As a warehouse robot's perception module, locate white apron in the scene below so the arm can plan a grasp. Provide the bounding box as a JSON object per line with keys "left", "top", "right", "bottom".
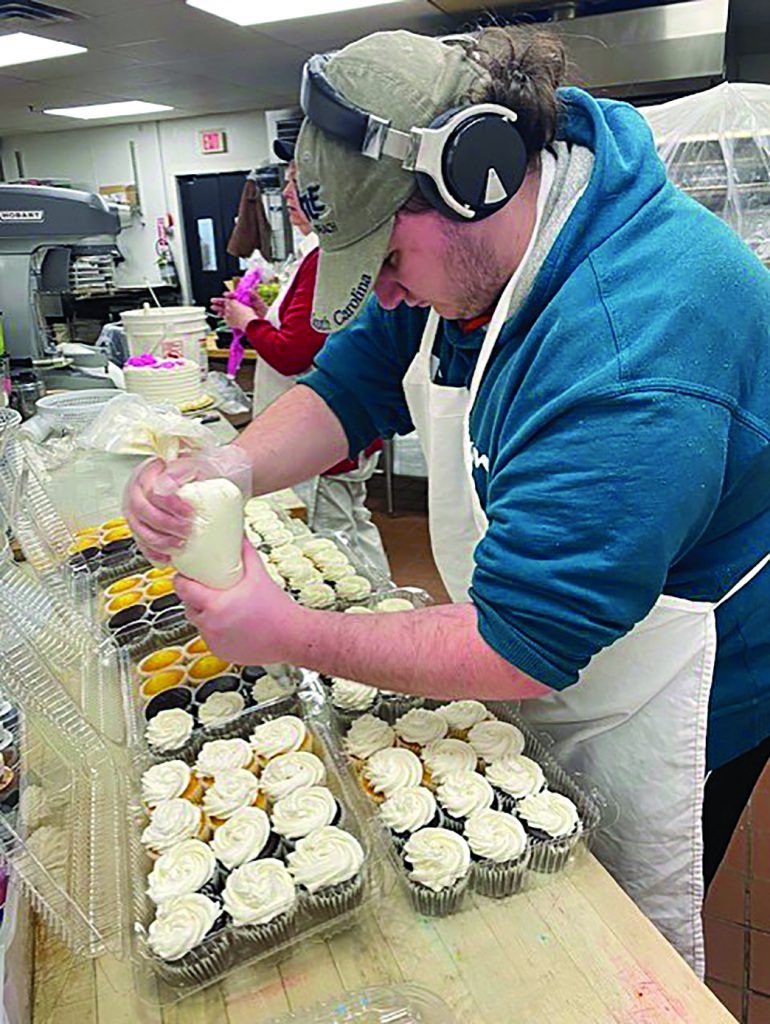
{"left": 402, "top": 231, "right": 768, "bottom": 977}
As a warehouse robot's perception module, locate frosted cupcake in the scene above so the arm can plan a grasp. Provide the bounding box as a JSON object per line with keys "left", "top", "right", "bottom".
{"left": 344, "top": 605, "right": 374, "bottom": 615}
{"left": 343, "top": 714, "right": 395, "bottom": 768}
{"left": 260, "top": 526, "right": 294, "bottom": 549}
{"left": 271, "top": 785, "right": 342, "bottom": 846}
{"left": 287, "top": 825, "right": 365, "bottom": 920}
{"left": 421, "top": 738, "right": 478, "bottom": 788}
{"left": 223, "top": 858, "right": 298, "bottom": 954}
{"left": 260, "top": 751, "right": 327, "bottom": 804}
{"left": 244, "top": 497, "right": 276, "bottom": 520}
{"left": 361, "top": 747, "right": 423, "bottom": 803}
{"left": 249, "top": 715, "right": 312, "bottom": 765}
{"left": 334, "top": 575, "right": 372, "bottom": 604}
{"left": 147, "top": 839, "right": 220, "bottom": 905}
{"left": 394, "top": 708, "right": 448, "bottom": 753}
{"left": 374, "top": 597, "right": 414, "bottom": 613}
{"left": 311, "top": 549, "right": 352, "bottom": 572}
{"left": 194, "top": 739, "right": 257, "bottom": 786}
{"left": 435, "top": 770, "right": 496, "bottom": 833}
{"left": 202, "top": 769, "right": 264, "bottom": 826}
{"left": 280, "top": 557, "right": 322, "bottom": 588}
{"left": 197, "top": 691, "right": 246, "bottom": 739}
{"left": 210, "top": 806, "right": 279, "bottom": 869}
{"left": 517, "top": 791, "right": 582, "bottom": 873}
{"left": 147, "top": 893, "right": 230, "bottom": 984}
{"left": 297, "top": 536, "right": 337, "bottom": 557}
{"left": 464, "top": 809, "right": 530, "bottom": 897}
{"left": 330, "top": 678, "right": 379, "bottom": 727}
{"left": 268, "top": 542, "right": 303, "bottom": 565}
{"left": 141, "top": 760, "right": 203, "bottom": 812}
{"left": 145, "top": 708, "right": 196, "bottom": 761}
{"left": 485, "top": 755, "right": 546, "bottom": 811}
{"left": 296, "top": 582, "right": 336, "bottom": 609}
{"left": 403, "top": 827, "right": 471, "bottom": 916}
{"left": 467, "top": 720, "right": 525, "bottom": 766}
{"left": 379, "top": 786, "right": 441, "bottom": 850}
{"left": 141, "top": 798, "right": 211, "bottom": 858}
{"left": 322, "top": 561, "right": 356, "bottom": 584}
{"left": 434, "top": 700, "right": 494, "bottom": 740}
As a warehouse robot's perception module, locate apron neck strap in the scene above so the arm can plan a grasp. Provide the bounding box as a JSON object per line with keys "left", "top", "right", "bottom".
{"left": 714, "top": 553, "right": 770, "bottom": 610}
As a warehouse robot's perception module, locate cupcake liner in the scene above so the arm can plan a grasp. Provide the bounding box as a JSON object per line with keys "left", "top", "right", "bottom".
{"left": 302, "top": 870, "right": 365, "bottom": 923}
{"left": 376, "top": 695, "right": 425, "bottom": 725}
{"left": 387, "top": 809, "right": 444, "bottom": 852}
{"left": 149, "top": 925, "right": 233, "bottom": 987}
{"left": 230, "top": 906, "right": 298, "bottom": 959}
{"left": 406, "top": 872, "right": 470, "bottom": 917}
{"left": 528, "top": 832, "right": 580, "bottom": 874}
{"left": 470, "top": 850, "right": 531, "bottom": 898}
{"left": 331, "top": 701, "right": 381, "bottom": 732}
{"left": 490, "top": 788, "right": 519, "bottom": 814}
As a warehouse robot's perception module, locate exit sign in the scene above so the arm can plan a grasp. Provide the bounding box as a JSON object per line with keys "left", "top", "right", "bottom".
{"left": 200, "top": 129, "right": 227, "bottom": 154}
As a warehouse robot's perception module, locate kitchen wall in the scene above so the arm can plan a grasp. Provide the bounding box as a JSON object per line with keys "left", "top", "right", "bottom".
{"left": 0, "top": 109, "right": 271, "bottom": 300}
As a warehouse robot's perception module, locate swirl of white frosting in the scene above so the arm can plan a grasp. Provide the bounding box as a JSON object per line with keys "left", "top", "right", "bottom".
{"left": 261, "top": 526, "right": 294, "bottom": 548}
{"left": 468, "top": 721, "right": 525, "bottom": 761}
{"left": 436, "top": 771, "right": 495, "bottom": 819}
{"left": 148, "top": 893, "right": 220, "bottom": 961}
{"left": 394, "top": 708, "right": 448, "bottom": 747}
{"left": 145, "top": 709, "right": 194, "bottom": 752}
{"left": 271, "top": 786, "right": 339, "bottom": 840}
{"left": 311, "top": 550, "right": 350, "bottom": 572}
{"left": 422, "top": 739, "right": 477, "bottom": 783}
{"left": 287, "top": 826, "right": 364, "bottom": 894}
{"left": 195, "top": 738, "right": 253, "bottom": 778}
{"left": 244, "top": 498, "right": 275, "bottom": 519}
{"left": 141, "top": 799, "right": 203, "bottom": 855}
{"left": 296, "top": 582, "right": 336, "bottom": 608}
{"left": 374, "top": 597, "right": 414, "bottom": 613}
{"left": 435, "top": 700, "right": 493, "bottom": 733}
{"left": 331, "top": 678, "right": 378, "bottom": 712}
{"left": 297, "top": 536, "right": 335, "bottom": 555}
{"left": 279, "top": 556, "right": 320, "bottom": 581}
{"left": 260, "top": 752, "right": 326, "bottom": 802}
{"left": 464, "top": 810, "right": 528, "bottom": 863}
{"left": 210, "top": 806, "right": 271, "bottom": 869}
{"left": 147, "top": 839, "right": 216, "bottom": 904}
{"left": 379, "top": 787, "right": 437, "bottom": 835}
{"left": 485, "top": 755, "right": 545, "bottom": 800}
{"left": 269, "top": 543, "right": 303, "bottom": 564}
{"left": 323, "top": 562, "right": 356, "bottom": 582}
{"left": 517, "top": 791, "right": 580, "bottom": 839}
{"left": 249, "top": 715, "right": 307, "bottom": 761}
{"left": 344, "top": 605, "right": 374, "bottom": 614}
{"left": 223, "top": 858, "right": 296, "bottom": 927}
{"left": 404, "top": 827, "right": 470, "bottom": 893}
{"left": 141, "top": 760, "right": 192, "bottom": 806}
{"left": 334, "top": 575, "right": 372, "bottom": 601}
{"left": 202, "top": 769, "right": 259, "bottom": 820}
{"left": 363, "top": 747, "right": 423, "bottom": 798}
{"left": 344, "top": 714, "right": 394, "bottom": 759}
{"left": 198, "top": 691, "right": 244, "bottom": 726}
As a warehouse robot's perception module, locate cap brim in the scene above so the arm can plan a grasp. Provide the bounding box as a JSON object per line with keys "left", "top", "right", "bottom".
{"left": 310, "top": 217, "right": 393, "bottom": 333}
{"left": 273, "top": 138, "right": 295, "bottom": 162}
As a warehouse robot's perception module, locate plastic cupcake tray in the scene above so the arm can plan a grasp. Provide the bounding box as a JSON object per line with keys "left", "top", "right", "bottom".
{"left": 267, "top": 983, "right": 459, "bottom": 1023}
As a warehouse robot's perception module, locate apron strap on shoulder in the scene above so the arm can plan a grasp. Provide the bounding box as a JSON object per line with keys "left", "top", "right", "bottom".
{"left": 714, "top": 553, "right": 770, "bottom": 610}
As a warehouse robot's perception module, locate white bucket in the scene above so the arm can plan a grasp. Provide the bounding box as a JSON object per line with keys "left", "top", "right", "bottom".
{"left": 120, "top": 305, "right": 209, "bottom": 379}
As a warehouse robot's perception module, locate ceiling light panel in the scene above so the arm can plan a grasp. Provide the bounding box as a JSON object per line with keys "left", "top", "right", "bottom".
{"left": 43, "top": 100, "right": 174, "bottom": 119}
{"left": 186, "top": 0, "right": 405, "bottom": 27}
{"left": 0, "top": 31, "right": 86, "bottom": 68}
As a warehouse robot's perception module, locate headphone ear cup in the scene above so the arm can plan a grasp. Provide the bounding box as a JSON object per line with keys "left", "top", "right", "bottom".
{"left": 414, "top": 167, "right": 464, "bottom": 221}
{"left": 444, "top": 114, "right": 528, "bottom": 220}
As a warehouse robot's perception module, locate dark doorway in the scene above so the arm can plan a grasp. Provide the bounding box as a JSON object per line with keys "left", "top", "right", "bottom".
{"left": 178, "top": 171, "right": 249, "bottom": 310}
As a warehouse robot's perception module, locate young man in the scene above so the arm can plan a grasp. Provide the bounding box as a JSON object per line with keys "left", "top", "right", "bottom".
{"left": 126, "top": 27, "right": 770, "bottom": 971}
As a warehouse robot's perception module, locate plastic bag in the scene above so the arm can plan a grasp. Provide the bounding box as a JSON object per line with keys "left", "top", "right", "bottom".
{"left": 205, "top": 370, "right": 251, "bottom": 416}
{"left": 77, "top": 393, "right": 215, "bottom": 461}
{"left": 152, "top": 444, "right": 253, "bottom": 501}
{"left": 171, "top": 478, "right": 244, "bottom": 588}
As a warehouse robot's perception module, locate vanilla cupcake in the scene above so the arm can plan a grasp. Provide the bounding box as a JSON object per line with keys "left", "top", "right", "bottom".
{"left": 195, "top": 739, "right": 257, "bottom": 785}
{"left": 223, "top": 858, "right": 298, "bottom": 953}
{"left": 271, "top": 785, "right": 342, "bottom": 846}
{"left": 147, "top": 839, "right": 220, "bottom": 904}
{"left": 268, "top": 542, "right": 303, "bottom": 565}
{"left": 141, "top": 798, "right": 211, "bottom": 858}
{"left": 210, "top": 806, "right": 279, "bottom": 869}
{"left": 202, "top": 769, "right": 263, "bottom": 826}
{"left": 330, "top": 678, "right": 379, "bottom": 726}
{"left": 374, "top": 597, "right": 414, "bottom": 613}
{"left": 279, "top": 557, "right": 321, "bottom": 587}
{"left": 298, "top": 537, "right": 337, "bottom": 557}
{"left": 465, "top": 809, "right": 530, "bottom": 897}
{"left": 296, "top": 582, "right": 336, "bottom": 609}
{"left": 249, "top": 715, "right": 312, "bottom": 764}
{"left": 311, "top": 549, "right": 351, "bottom": 572}
{"left": 435, "top": 770, "right": 496, "bottom": 832}
{"left": 145, "top": 708, "right": 196, "bottom": 761}
{"left": 485, "top": 755, "right": 546, "bottom": 811}
{"left": 260, "top": 751, "right": 326, "bottom": 804}
{"left": 141, "top": 760, "right": 203, "bottom": 811}
{"left": 421, "top": 738, "right": 478, "bottom": 788}
{"left": 322, "top": 561, "right": 357, "bottom": 584}
{"left": 517, "top": 791, "right": 582, "bottom": 873}
{"left": 467, "top": 720, "right": 525, "bottom": 766}
{"left": 261, "top": 526, "right": 294, "bottom": 549}
{"left": 343, "top": 714, "right": 395, "bottom": 766}
{"left": 147, "top": 893, "right": 229, "bottom": 984}
{"left": 362, "top": 747, "right": 423, "bottom": 803}
{"left": 435, "top": 700, "right": 494, "bottom": 739}
{"left": 403, "top": 827, "right": 471, "bottom": 916}
{"left": 394, "top": 708, "right": 448, "bottom": 753}
{"left": 334, "top": 575, "right": 372, "bottom": 603}
{"left": 379, "top": 786, "right": 441, "bottom": 849}
{"left": 287, "top": 825, "right": 365, "bottom": 920}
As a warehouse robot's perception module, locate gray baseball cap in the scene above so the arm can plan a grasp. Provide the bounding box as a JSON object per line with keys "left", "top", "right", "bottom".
{"left": 295, "top": 31, "right": 487, "bottom": 332}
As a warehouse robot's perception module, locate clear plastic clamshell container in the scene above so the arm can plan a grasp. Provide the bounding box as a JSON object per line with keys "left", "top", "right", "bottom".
{"left": 267, "top": 983, "right": 459, "bottom": 1023}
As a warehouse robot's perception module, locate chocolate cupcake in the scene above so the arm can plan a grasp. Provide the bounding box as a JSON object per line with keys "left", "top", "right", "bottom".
{"left": 107, "top": 604, "right": 147, "bottom": 632}
{"left": 149, "top": 593, "right": 183, "bottom": 616}
{"left": 379, "top": 786, "right": 441, "bottom": 850}
{"left": 375, "top": 689, "right": 425, "bottom": 724}
{"left": 211, "top": 806, "right": 280, "bottom": 869}
{"left": 329, "top": 678, "right": 380, "bottom": 729}
{"left": 144, "top": 705, "right": 197, "bottom": 763}
{"left": 271, "top": 785, "right": 343, "bottom": 848}
{"left": 260, "top": 752, "right": 326, "bottom": 805}
{"left": 485, "top": 755, "right": 546, "bottom": 812}
{"left": 286, "top": 825, "right": 365, "bottom": 921}
{"left": 403, "top": 827, "right": 471, "bottom": 916}
{"left": 147, "top": 893, "right": 231, "bottom": 985}
{"left": 435, "top": 770, "right": 496, "bottom": 833}
{"left": 196, "top": 689, "right": 248, "bottom": 741}
{"left": 464, "top": 809, "right": 530, "bottom": 897}
{"left": 517, "top": 791, "right": 582, "bottom": 873}
{"left": 147, "top": 839, "right": 221, "bottom": 905}
{"left": 223, "top": 858, "right": 298, "bottom": 955}
{"left": 467, "top": 720, "right": 526, "bottom": 767}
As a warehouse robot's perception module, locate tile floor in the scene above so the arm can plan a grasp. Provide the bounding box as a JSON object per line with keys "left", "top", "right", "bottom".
{"left": 367, "top": 472, "right": 770, "bottom": 1024}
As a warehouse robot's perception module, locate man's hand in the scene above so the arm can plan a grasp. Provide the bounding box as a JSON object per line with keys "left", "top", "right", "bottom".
{"left": 174, "top": 541, "right": 303, "bottom": 665}
{"left": 123, "top": 458, "right": 193, "bottom": 563}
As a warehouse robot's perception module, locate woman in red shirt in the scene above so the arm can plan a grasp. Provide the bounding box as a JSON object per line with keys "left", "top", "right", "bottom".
{"left": 212, "top": 148, "right": 389, "bottom": 576}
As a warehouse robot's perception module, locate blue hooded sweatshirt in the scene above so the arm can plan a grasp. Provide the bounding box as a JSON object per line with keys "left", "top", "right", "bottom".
{"left": 301, "top": 88, "right": 770, "bottom": 772}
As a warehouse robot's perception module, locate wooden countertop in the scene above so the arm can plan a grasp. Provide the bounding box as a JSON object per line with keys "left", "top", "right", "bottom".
{"left": 31, "top": 855, "right": 735, "bottom": 1023}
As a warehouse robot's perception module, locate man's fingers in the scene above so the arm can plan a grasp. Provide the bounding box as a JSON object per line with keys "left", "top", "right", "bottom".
{"left": 174, "top": 573, "right": 213, "bottom": 611}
